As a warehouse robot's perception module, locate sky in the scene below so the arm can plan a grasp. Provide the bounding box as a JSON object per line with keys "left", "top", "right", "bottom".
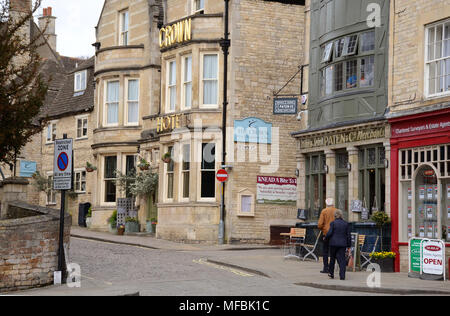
{"left": 34, "top": 0, "right": 105, "bottom": 58}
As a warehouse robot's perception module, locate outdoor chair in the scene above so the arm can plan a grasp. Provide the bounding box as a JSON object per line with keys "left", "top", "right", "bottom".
{"left": 281, "top": 228, "right": 306, "bottom": 260}
{"left": 301, "top": 231, "right": 322, "bottom": 262}
{"left": 360, "top": 235, "right": 380, "bottom": 269}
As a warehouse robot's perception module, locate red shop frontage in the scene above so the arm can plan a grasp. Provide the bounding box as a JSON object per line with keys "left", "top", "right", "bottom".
{"left": 389, "top": 107, "right": 450, "bottom": 272}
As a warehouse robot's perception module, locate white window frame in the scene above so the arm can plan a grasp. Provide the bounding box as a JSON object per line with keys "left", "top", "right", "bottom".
{"left": 182, "top": 55, "right": 192, "bottom": 110}
{"left": 342, "top": 34, "right": 359, "bottom": 57}
{"left": 74, "top": 70, "right": 87, "bottom": 92}
{"left": 179, "top": 142, "right": 191, "bottom": 202}
{"left": 237, "top": 189, "right": 255, "bottom": 217}
{"left": 125, "top": 78, "right": 140, "bottom": 126}
{"left": 322, "top": 42, "right": 333, "bottom": 63}
{"left": 76, "top": 115, "right": 88, "bottom": 140}
{"left": 74, "top": 169, "right": 87, "bottom": 193}
{"left": 166, "top": 59, "right": 177, "bottom": 113}
{"left": 104, "top": 80, "right": 120, "bottom": 127}
{"left": 425, "top": 19, "right": 450, "bottom": 99}
{"left": 193, "top": 0, "right": 205, "bottom": 13}
{"left": 119, "top": 9, "right": 129, "bottom": 46}
{"left": 200, "top": 52, "right": 219, "bottom": 108}
{"left": 197, "top": 141, "right": 217, "bottom": 201}
{"left": 46, "top": 172, "right": 56, "bottom": 205}
{"left": 46, "top": 120, "right": 57, "bottom": 144}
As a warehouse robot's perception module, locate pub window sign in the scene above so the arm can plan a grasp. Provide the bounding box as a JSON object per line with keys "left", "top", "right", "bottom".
{"left": 273, "top": 98, "right": 298, "bottom": 115}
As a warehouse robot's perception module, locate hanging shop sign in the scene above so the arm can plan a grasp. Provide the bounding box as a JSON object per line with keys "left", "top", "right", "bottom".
{"left": 299, "top": 126, "right": 385, "bottom": 149}
{"left": 159, "top": 18, "right": 192, "bottom": 49}
{"left": 256, "top": 176, "right": 297, "bottom": 205}
{"left": 273, "top": 98, "right": 298, "bottom": 115}
{"left": 234, "top": 117, "right": 272, "bottom": 144}
{"left": 156, "top": 114, "right": 188, "bottom": 134}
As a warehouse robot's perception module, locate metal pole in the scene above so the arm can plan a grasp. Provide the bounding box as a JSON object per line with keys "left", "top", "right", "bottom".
{"left": 219, "top": 0, "right": 230, "bottom": 245}
{"left": 57, "top": 134, "right": 67, "bottom": 282}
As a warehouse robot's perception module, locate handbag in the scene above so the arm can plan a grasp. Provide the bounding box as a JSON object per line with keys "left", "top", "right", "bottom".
{"left": 346, "top": 248, "right": 354, "bottom": 268}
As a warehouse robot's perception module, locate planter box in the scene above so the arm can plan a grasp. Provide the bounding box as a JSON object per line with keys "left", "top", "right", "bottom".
{"left": 125, "top": 222, "right": 140, "bottom": 233}
{"left": 108, "top": 223, "right": 117, "bottom": 234}
{"left": 371, "top": 257, "right": 394, "bottom": 273}
{"left": 85, "top": 217, "right": 92, "bottom": 229}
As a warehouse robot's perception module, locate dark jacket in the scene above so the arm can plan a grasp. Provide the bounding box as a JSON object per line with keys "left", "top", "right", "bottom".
{"left": 325, "top": 218, "right": 351, "bottom": 248}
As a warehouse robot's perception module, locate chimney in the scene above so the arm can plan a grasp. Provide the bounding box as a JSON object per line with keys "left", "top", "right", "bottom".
{"left": 38, "top": 7, "right": 57, "bottom": 52}
{"left": 9, "top": 0, "right": 32, "bottom": 44}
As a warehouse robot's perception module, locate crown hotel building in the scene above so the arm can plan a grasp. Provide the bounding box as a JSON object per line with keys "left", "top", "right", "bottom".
{"left": 138, "top": 0, "right": 307, "bottom": 243}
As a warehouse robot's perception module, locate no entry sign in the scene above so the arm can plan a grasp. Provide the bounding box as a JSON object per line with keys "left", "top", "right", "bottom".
{"left": 53, "top": 138, "right": 73, "bottom": 190}
{"left": 216, "top": 169, "right": 228, "bottom": 183}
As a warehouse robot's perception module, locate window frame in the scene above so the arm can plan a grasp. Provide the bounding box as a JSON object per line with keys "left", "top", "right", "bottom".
{"left": 237, "top": 189, "right": 255, "bottom": 217}
{"left": 46, "top": 121, "right": 57, "bottom": 144}
{"left": 119, "top": 9, "right": 129, "bottom": 46}
{"left": 200, "top": 52, "right": 219, "bottom": 108}
{"left": 424, "top": 19, "right": 450, "bottom": 99}
{"left": 182, "top": 55, "right": 193, "bottom": 110}
{"left": 104, "top": 80, "right": 120, "bottom": 127}
{"left": 74, "top": 70, "right": 87, "bottom": 92}
{"left": 76, "top": 115, "right": 88, "bottom": 140}
{"left": 198, "top": 141, "right": 217, "bottom": 201}
{"left": 179, "top": 143, "right": 191, "bottom": 202}
{"left": 125, "top": 78, "right": 140, "bottom": 126}
{"left": 193, "top": 0, "right": 205, "bottom": 13}
{"left": 103, "top": 155, "right": 118, "bottom": 205}
{"left": 166, "top": 59, "right": 177, "bottom": 113}
{"left": 164, "top": 145, "right": 175, "bottom": 202}
{"left": 74, "top": 169, "right": 87, "bottom": 194}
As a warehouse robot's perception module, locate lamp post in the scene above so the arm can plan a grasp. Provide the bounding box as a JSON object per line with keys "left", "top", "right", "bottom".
{"left": 219, "top": 0, "right": 230, "bottom": 245}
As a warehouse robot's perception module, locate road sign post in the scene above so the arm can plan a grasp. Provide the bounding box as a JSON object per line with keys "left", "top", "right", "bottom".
{"left": 54, "top": 135, "right": 73, "bottom": 283}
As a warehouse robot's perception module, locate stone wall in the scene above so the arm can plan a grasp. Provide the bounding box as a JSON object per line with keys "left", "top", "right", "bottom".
{"left": 0, "top": 201, "right": 71, "bottom": 293}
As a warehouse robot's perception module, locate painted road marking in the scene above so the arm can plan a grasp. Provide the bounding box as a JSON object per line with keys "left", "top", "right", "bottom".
{"left": 193, "top": 258, "right": 254, "bottom": 277}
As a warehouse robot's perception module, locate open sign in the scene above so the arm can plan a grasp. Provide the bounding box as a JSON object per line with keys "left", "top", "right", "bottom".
{"left": 422, "top": 240, "right": 445, "bottom": 276}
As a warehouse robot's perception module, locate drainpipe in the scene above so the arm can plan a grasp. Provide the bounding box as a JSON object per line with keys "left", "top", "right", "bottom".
{"left": 218, "top": 0, "right": 230, "bottom": 245}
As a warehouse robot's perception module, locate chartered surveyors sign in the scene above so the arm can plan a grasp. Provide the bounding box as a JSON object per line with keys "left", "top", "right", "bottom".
{"left": 53, "top": 138, "right": 73, "bottom": 190}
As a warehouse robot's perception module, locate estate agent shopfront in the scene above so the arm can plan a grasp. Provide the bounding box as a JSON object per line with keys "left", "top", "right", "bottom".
{"left": 389, "top": 107, "right": 450, "bottom": 272}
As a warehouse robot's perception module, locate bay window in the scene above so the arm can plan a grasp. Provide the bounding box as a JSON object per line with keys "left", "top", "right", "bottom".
{"left": 202, "top": 54, "right": 218, "bottom": 106}
{"left": 127, "top": 79, "right": 139, "bottom": 125}
{"left": 104, "top": 156, "right": 117, "bottom": 203}
{"left": 201, "top": 143, "right": 216, "bottom": 199}
{"left": 106, "top": 81, "right": 119, "bottom": 125}
{"left": 167, "top": 60, "right": 177, "bottom": 112}
{"left": 183, "top": 56, "right": 192, "bottom": 110}
{"left": 181, "top": 144, "right": 190, "bottom": 200}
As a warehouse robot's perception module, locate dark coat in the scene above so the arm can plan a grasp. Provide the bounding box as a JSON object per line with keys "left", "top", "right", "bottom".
{"left": 325, "top": 218, "right": 351, "bottom": 248}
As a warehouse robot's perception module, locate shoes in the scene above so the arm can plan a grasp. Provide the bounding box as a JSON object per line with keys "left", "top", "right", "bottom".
{"left": 320, "top": 270, "right": 329, "bottom": 274}
{"left": 340, "top": 278, "right": 345, "bottom": 280}
{"left": 328, "top": 274, "right": 334, "bottom": 279}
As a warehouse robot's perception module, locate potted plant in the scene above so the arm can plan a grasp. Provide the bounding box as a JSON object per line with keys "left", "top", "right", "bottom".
{"left": 369, "top": 251, "right": 396, "bottom": 272}
{"left": 107, "top": 210, "right": 117, "bottom": 234}
{"left": 137, "top": 158, "right": 150, "bottom": 171}
{"left": 117, "top": 224, "right": 125, "bottom": 236}
{"left": 86, "top": 162, "right": 97, "bottom": 173}
{"left": 125, "top": 216, "right": 140, "bottom": 233}
{"left": 161, "top": 152, "right": 172, "bottom": 163}
{"left": 371, "top": 211, "right": 391, "bottom": 251}
{"left": 146, "top": 218, "right": 157, "bottom": 233}
{"left": 85, "top": 207, "right": 92, "bottom": 228}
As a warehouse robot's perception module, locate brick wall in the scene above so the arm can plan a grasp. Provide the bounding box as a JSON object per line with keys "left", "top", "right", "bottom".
{"left": 0, "top": 202, "right": 71, "bottom": 293}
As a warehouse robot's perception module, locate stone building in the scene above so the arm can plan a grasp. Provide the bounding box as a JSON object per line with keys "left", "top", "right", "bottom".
{"left": 386, "top": 0, "right": 450, "bottom": 272}
{"left": 138, "top": 0, "right": 307, "bottom": 243}
{"left": 88, "top": 0, "right": 163, "bottom": 230}
{"left": 292, "top": 0, "right": 391, "bottom": 226}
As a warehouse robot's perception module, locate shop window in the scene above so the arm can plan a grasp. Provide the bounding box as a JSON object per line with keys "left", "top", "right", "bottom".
{"left": 201, "top": 143, "right": 215, "bottom": 199}
{"left": 104, "top": 156, "right": 117, "bottom": 203}
{"left": 399, "top": 144, "right": 450, "bottom": 242}
{"left": 305, "top": 153, "right": 326, "bottom": 220}
{"left": 105, "top": 81, "right": 119, "bottom": 125}
{"left": 426, "top": 19, "right": 450, "bottom": 97}
{"left": 127, "top": 79, "right": 139, "bottom": 125}
{"left": 359, "top": 146, "right": 386, "bottom": 216}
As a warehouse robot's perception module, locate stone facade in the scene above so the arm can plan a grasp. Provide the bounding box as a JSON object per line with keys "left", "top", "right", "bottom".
{"left": 139, "top": 0, "right": 306, "bottom": 243}
{"left": 0, "top": 180, "right": 71, "bottom": 293}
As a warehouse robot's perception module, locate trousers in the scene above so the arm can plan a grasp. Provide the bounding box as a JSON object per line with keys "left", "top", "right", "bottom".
{"left": 329, "top": 246, "right": 347, "bottom": 280}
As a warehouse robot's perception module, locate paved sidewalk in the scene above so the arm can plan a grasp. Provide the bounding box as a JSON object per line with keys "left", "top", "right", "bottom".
{"left": 70, "top": 227, "right": 450, "bottom": 295}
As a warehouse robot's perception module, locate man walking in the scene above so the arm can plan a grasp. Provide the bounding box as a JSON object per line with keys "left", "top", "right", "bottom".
{"left": 325, "top": 209, "right": 351, "bottom": 280}
{"left": 317, "top": 198, "right": 336, "bottom": 274}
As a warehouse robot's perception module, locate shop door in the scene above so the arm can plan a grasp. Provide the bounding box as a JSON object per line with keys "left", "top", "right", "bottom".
{"left": 147, "top": 191, "right": 158, "bottom": 222}
{"left": 336, "top": 176, "right": 349, "bottom": 220}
